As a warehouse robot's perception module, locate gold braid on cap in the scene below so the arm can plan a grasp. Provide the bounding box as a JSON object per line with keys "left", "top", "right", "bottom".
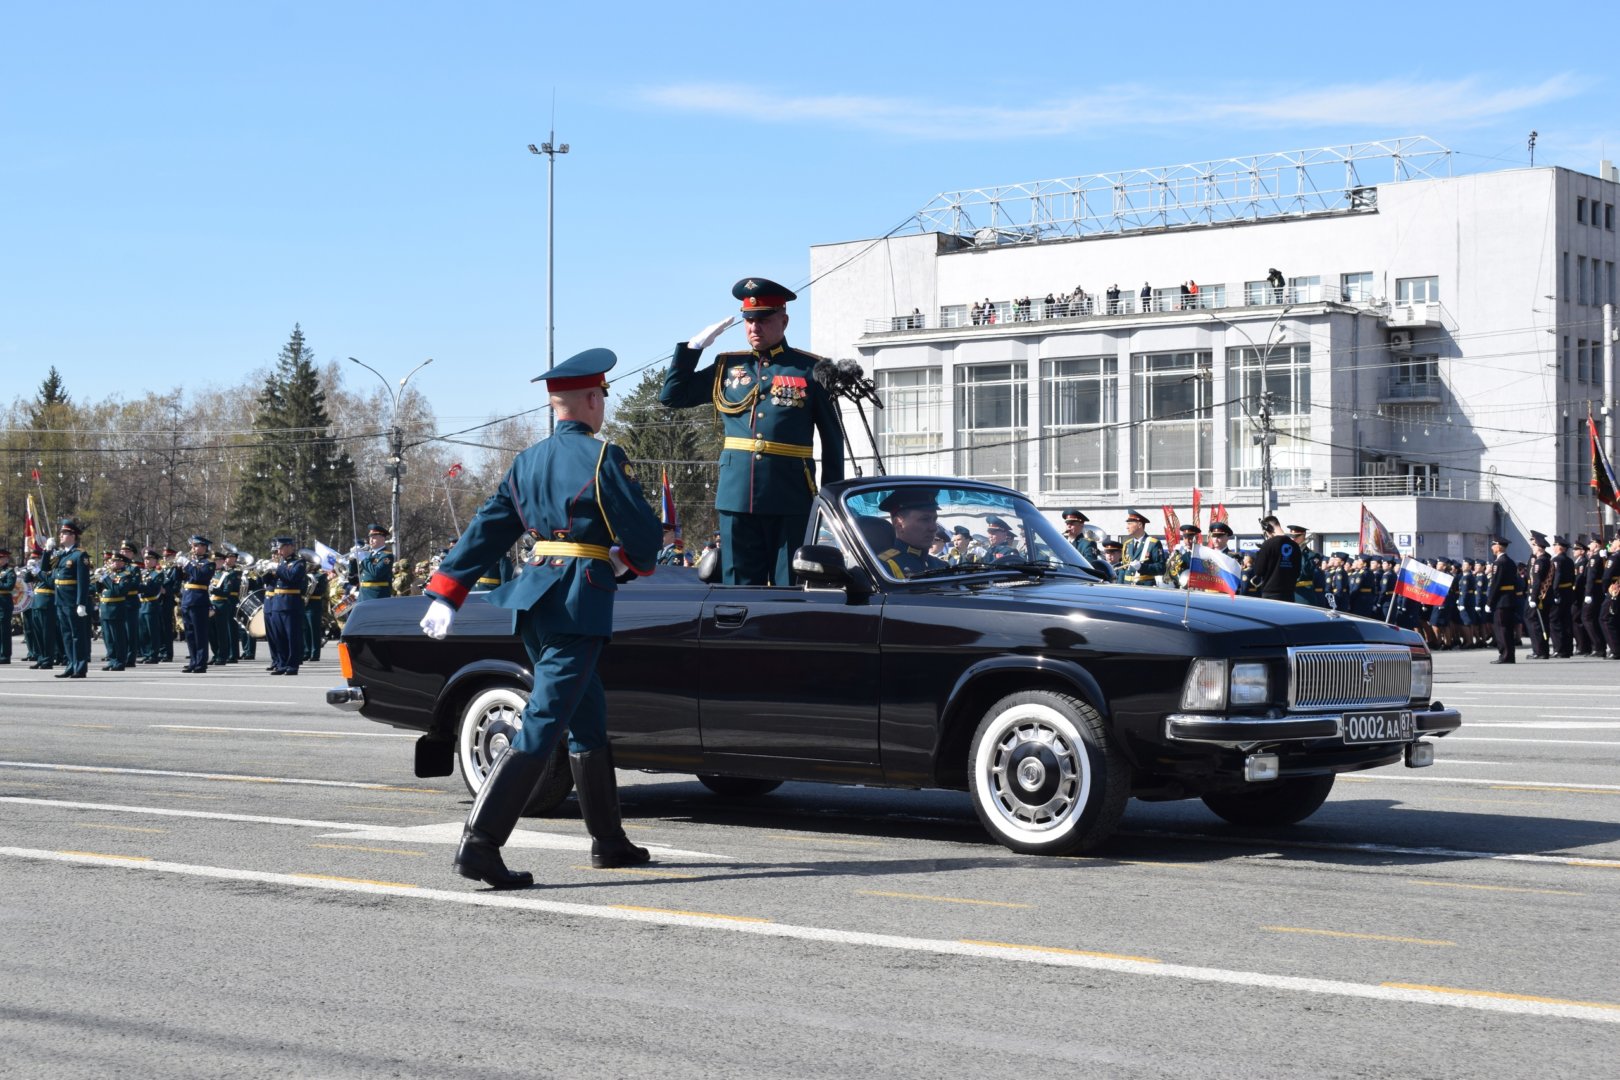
{"left": 711, "top": 355, "right": 761, "bottom": 416}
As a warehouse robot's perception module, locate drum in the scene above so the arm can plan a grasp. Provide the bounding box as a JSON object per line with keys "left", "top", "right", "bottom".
{"left": 12, "top": 578, "right": 31, "bottom": 613}
{"left": 332, "top": 590, "right": 357, "bottom": 628}
{"left": 237, "top": 589, "right": 268, "bottom": 640}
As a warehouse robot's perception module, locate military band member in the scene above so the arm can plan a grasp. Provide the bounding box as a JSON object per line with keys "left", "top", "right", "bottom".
{"left": 355, "top": 524, "right": 395, "bottom": 602}
{"left": 1119, "top": 509, "right": 1165, "bottom": 586}
{"left": 1061, "top": 509, "right": 1102, "bottom": 567}
{"left": 157, "top": 547, "right": 180, "bottom": 661}
{"left": 264, "top": 537, "right": 309, "bottom": 675}
{"left": 659, "top": 278, "right": 845, "bottom": 585}
{"left": 0, "top": 548, "right": 14, "bottom": 664}
{"left": 136, "top": 550, "right": 165, "bottom": 663}
{"left": 209, "top": 550, "right": 241, "bottom": 665}
{"left": 175, "top": 536, "right": 214, "bottom": 672}
{"left": 1100, "top": 539, "right": 1123, "bottom": 581}
{"left": 303, "top": 561, "right": 328, "bottom": 662}
{"left": 982, "top": 515, "right": 1023, "bottom": 563}
{"left": 97, "top": 551, "right": 136, "bottom": 671}
{"left": 1164, "top": 523, "right": 1201, "bottom": 587}
{"left": 52, "top": 519, "right": 92, "bottom": 678}
{"left": 1487, "top": 536, "right": 1521, "bottom": 663}
{"left": 419, "top": 348, "right": 662, "bottom": 889}
{"left": 113, "top": 538, "right": 140, "bottom": 668}
{"left": 874, "top": 488, "right": 948, "bottom": 578}
{"left": 28, "top": 545, "right": 61, "bottom": 669}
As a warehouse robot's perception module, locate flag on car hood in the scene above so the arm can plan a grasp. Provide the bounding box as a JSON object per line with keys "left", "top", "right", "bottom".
{"left": 1394, "top": 558, "right": 1452, "bottom": 607}
{"left": 1187, "top": 542, "right": 1243, "bottom": 596}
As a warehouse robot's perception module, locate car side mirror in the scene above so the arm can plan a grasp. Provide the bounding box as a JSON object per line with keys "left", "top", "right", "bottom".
{"left": 696, "top": 546, "right": 721, "bottom": 583}
{"left": 792, "top": 544, "right": 849, "bottom": 586}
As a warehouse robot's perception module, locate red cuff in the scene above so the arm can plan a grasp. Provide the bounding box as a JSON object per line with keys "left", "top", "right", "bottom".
{"left": 425, "top": 571, "right": 469, "bottom": 609}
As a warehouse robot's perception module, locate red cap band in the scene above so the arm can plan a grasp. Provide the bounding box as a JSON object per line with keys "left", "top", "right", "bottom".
{"left": 740, "top": 295, "right": 789, "bottom": 312}
{"left": 546, "top": 374, "right": 608, "bottom": 392}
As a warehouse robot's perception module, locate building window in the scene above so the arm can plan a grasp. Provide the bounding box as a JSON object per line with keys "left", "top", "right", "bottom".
{"left": 876, "top": 368, "right": 946, "bottom": 473}
{"left": 1578, "top": 340, "right": 1589, "bottom": 383}
{"left": 1563, "top": 252, "right": 1570, "bottom": 302}
{"left": 1395, "top": 276, "right": 1440, "bottom": 304}
{"left": 1391, "top": 353, "right": 1440, "bottom": 392}
{"left": 1577, "top": 197, "right": 1587, "bottom": 224}
{"left": 1607, "top": 204, "right": 1615, "bottom": 231}
{"left": 1579, "top": 256, "right": 1589, "bottom": 306}
{"left": 1562, "top": 335, "right": 1570, "bottom": 380}
{"left": 1131, "top": 350, "right": 1212, "bottom": 490}
{"left": 1041, "top": 356, "right": 1118, "bottom": 492}
{"left": 1610, "top": 261, "right": 1617, "bottom": 305}
{"left": 1227, "top": 344, "right": 1311, "bottom": 489}
{"left": 954, "top": 362, "right": 1027, "bottom": 487}
{"left": 1341, "top": 271, "right": 1375, "bottom": 302}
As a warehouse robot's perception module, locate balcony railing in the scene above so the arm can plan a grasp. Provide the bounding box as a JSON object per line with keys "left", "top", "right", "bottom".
{"left": 1324, "top": 476, "right": 1487, "bottom": 500}
{"left": 1379, "top": 378, "right": 1444, "bottom": 403}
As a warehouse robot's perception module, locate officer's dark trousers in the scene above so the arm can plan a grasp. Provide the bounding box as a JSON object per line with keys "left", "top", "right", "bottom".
{"left": 57, "top": 601, "right": 89, "bottom": 676}
{"left": 23, "top": 606, "right": 40, "bottom": 660}
{"left": 181, "top": 601, "right": 210, "bottom": 670}
{"left": 209, "top": 604, "right": 234, "bottom": 663}
{"left": 100, "top": 604, "right": 126, "bottom": 668}
{"left": 303, "top": 605, "right": 324, "bottom": 661}
{"left": 1581, "top": 602, "right": 1604, "bottom": 656}
{"left": 719, "top": 509, "right": 810, "bottom": 586}
{"left": 33, "top": 605, "right": 61, "bottom": 664}
{"left": 0, "top": 601, "right": 12, "bottom": 662}
{"left": 1550, "top": 598, "right": 1575, "bottom": 658}
{"left": 1527, "top": 604, "right": 1551, "bottom": 657}
{"left": 1493, "top": 605, "right": 1518, "bottom": 663}
{"left": 139, "top": 602, "right": 161, "bottom": 661}
{"left": 1603, "top": 600, "right": 1620, "bottom": 659}
{"left": 266, "top": 607, "right": 302, "bottom": 673}
{"left": 121, "top": 604, "right": 138, "bottom": 667}
{"left": 513, "top": 623, "right": 608, "bottom": 757}
{"left": 160, "top": 603, "right": 176, "bottom": 660}
{"left": 237, "top": 619, "right": 255, "bottom": 660}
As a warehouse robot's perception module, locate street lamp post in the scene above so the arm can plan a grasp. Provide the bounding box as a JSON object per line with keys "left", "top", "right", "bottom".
{"left": 1209, "top": 306, "right": 1294, "bottom": 515}
{"left": 528, "top": 133, "right": 569, "bottom": 436}
{"left": 348, "top": 356, "right": 433, "bottom": 563}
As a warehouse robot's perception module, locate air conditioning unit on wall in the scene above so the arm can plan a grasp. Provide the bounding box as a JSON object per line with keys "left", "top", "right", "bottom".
{"left": 1390, "top": 331, "right": 1413, "bottom": 352}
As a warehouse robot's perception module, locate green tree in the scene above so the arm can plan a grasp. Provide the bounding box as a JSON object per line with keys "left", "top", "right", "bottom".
{"left": 600, "top": 369, "right": 723, "bottom": 546}
{"left": 228, "top": 325, "right": 356, "bottom": 550}
{"left": 26, "top": 366, "right": 80, "bottom": 533}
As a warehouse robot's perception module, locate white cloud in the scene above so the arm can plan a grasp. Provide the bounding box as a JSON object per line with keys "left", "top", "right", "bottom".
{"left": 640, "top": 75, "right": 1583, "bottom": 141}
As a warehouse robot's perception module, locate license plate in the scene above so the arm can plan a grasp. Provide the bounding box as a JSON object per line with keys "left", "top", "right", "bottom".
{"left": 1342, "top": 710, "right": 1414, "bottom": 744}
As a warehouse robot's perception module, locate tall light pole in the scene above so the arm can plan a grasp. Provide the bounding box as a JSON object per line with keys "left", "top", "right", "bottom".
{"left": 1209, "top": 306, "right": 1294, "bottom": 515}
{"left": 529, "top": 133, "right": 569, "bottom": 435}
{"left": 348, "top": 356, "right": 433, "bottom": 563}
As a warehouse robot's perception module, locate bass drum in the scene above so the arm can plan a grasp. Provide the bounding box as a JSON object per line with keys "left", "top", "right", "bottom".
{"left": 237, "top": 589, "right": 269, "bottom": 641}
{"left": 12, "top": 578, "right": 31, "bottom": 613}
{"left": 332, "top": 590, "right": 357, "bottom": 630}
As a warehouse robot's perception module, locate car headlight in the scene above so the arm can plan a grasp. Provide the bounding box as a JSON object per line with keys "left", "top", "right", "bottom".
{"left": 1181, "top": 659, "right": 1227, "bottom": 711}
{"left": 1410, "top": 650, "right": 1433, "bottom": 701}
{"left": 1229, "top": 662, "right": 1269, "bottom": 706}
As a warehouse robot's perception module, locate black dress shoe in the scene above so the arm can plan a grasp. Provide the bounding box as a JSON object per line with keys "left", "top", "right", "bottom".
{"left": 454, "top": 827, "right": 533, "bottom": 889}
{"left": 1489, "top": 659, "right": 1514, "bottom": 664}
{"left": 54, "top": 671, "right": 73, "bottom": 678}
{"left": 70, "top": 672, "right": 86, "bottom": 679}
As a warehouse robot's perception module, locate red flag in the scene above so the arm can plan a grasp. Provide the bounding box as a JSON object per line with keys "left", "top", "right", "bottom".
{"left": 25, "top": 494, "right": 38, "bottom": 553}
{"left": 1190, "top": 489, "right": 1202, "bottom": 532}
{"left": 445, "top": 462, "right": 463, "bottom": 479}
{"left": 1161, "top": 505, "right": 1180, "bottom": 550}
{"left": 1591, "top": 415, "right": 1620, "bottom": 514}
{"left": 660, "top": 468, "right": 680, "bottom": 532}
{"left": 30, "top": 468, "right": 40, "bottom": 483}
{"left": 1359, "top": 503, "right": 1399, "bottom": 556}
{"left": 1210, "top": 503, "right": 1228, "bottom": 526}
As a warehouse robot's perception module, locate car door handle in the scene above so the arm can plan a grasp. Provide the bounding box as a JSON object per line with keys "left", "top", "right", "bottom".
{"left": 713, "top": 604, "right": 748, "bottom": 628}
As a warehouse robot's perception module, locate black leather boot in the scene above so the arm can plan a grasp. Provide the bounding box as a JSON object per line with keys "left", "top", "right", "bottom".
{"left": 570, "top": 746, "right": 649, "bottom": 869}
{"left": 453, "top": 747, "right": 552, "bottom": 889}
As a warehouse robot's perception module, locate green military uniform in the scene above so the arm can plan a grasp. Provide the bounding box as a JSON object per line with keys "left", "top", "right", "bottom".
{"left": 658, "top": 278, "right": 844, "bottom": 585}
{"left": 97, "top": 555, "right": 136, "bottom": 670}
{"left": 29, "top": 550, "right": 61, "bottom": 668}
{"left": 0, "top": 550, "right": 14, "bottom": 664}
{"left": 1119, "top": 510, "right": 1166, "bottom": 586}
{"left": 52, "top": 520, "right": 93, "bottom": 678}
{"left": 136, "top": 552, "right": 165, "bottom": 663}
{"left": 303, "top": 567, "right": 328, "bottom": 661}
{"left": 209, "top": 556, "right": 241, "bottom": 665}
{"left": 356, "top": 525, "right": 395, "bottom": 602}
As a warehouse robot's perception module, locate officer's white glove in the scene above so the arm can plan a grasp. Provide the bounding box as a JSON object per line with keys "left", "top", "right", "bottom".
{"left": 1585, "top": 596, "right": 1594, "bottom": 605}
{"left": 608, "top": 546, "right": 630, "bottom": 577}
{"left": 687, "top": 316, "right": 737, "bottom": 350}
{"left": 420, "top": 600, "right": 455, "bottom": 640}
{"left": 76, "top": 605, "right": 87, "bottom": 618}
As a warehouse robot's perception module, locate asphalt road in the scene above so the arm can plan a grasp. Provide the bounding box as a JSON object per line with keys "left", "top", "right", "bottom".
{"left": 3, "top": 644, "right": 1617, "bottom": 1078}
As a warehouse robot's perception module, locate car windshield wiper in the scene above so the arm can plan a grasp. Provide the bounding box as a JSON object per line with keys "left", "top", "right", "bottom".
{"left": 907, "top": 562, "right": 1020, "bottom": 580}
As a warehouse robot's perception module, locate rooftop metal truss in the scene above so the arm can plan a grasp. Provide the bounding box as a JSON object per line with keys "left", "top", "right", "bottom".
{"left": 914, "top": 137, "right": 1453, "bottom": 246}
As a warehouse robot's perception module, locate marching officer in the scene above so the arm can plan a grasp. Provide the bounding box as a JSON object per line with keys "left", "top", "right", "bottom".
{"left": 1548, "top": 536, "right": 1577, "bottom": 658}
{"left": 303, "top": 559, "right": 329, "bottom": 662}
{"left": 659, "top": 278, "right": 845, "bottom": 585}
{"left": 1119, "top": 509, "right": 1166, "bottom": 586}
{"left": 0, "top": 548, "right": 13, "bottom": 664}
{"left": 264, "top": 537, "right": 309, "bottom": 675}
{"left": 177, "top": 536, "right": 215, "bottom": 672}
{"left": 355, "top": 524, "right": 395, "bottom": 602}
{"left": 1487, "top": 535, "right": 1522, "bottom": 663}
{"left": 157, "top": 547, "right": 180, "bottom": 662}
{"left": 97, "top": 550, "right": 136, "bottom": 671}
{"left": 136, "top": 549, "right": 165, "bottom": 663}
{"left": 209, "top": 549, "right": 241, "bottom": 666}
{"left": 1062, "top": 509, "right": 1102, "bottom": 567}
{"left": 420, "top": 348, "right": 662, "bottom": 889}
{"left": 52, "top": 519, "right": 92, "bottom": 678}
{"left": 1526, "top": 532, "right": 1553, "bottom": 658}
{"left": 874, "top": 488, "right": 947, "bottom": 578}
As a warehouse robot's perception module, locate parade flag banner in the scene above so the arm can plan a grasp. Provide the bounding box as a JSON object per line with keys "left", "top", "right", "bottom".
{"left": 1190, "top": 488, "right": 1202, "bottom": 532}
{"left": 445, "top": 462, "right": 463, "bottom": 479}
{"left": 1161, "top": 505, "right": 1180, "bottom": 551}
{"left": 1590, "top": 415, "right": 1620, "bottom": 513}
{"left": 1187, "top": 543, "right": 1243, "bottom": 596}
{"left": 25, "top": 494, "right": 38, "bottom": 553}
{"left": 660, "top": 469, "right": 680, "bottom": 529}
{"left": 313, "top": 540, "right": 341, "bottom": 573}
{"left": 1394, "top": 558, "right": 1452, "bottom": 607}
{"left": 1210, "top": 503, "right": 1229, "bottom": 527}
{"left": 1359, "top": 503, "right": 1400, "bottom": 556}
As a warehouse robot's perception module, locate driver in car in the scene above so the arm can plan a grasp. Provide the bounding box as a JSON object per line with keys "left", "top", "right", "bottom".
{"left": 874, "top": 489, "right": 948, "bottom": 578}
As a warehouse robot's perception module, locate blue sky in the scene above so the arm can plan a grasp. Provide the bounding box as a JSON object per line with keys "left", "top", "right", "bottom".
{"left": 3, "top": 1, "right": 1611, "bottom": 435}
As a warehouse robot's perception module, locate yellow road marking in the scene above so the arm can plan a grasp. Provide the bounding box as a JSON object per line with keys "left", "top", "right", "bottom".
{"left": 623, "top": 823, "right": 654, "bottom": 831}
{"left": 1565, "top": 859, "right": 1620, "bottom": 870}
{"left": 1383, "top": 982, "right": 1620, "bottom": 1012}
{"left": 859, "top": 890, "right": 1032, "bottom": 909}
{"left": 571, "top": 865, "right": 700, "bottom": 879}
{"left": 962, "top": 939, "right": 1159, "bottom": 963}
{"left": 66, "top": 724, "right": 117, "bottom": 731}
{"left": 1415, "top": 796, "right": 1552, "bottom": 807}
{"left": 58, "top": 850, "right": 151, "bottom": 862}
{"left": 80, "top": 823, "right": 167, "bottom": 835}
{"left": 1263, "top": 925, "right": 1455, "bottom": 946}
{"left": 1490, "top": 784, "right": 1620, "bottom": 797}
{"left": 292, "top": 872, "right": 417, "bottom": 888}
{"left": 1412, "top": 880, "right": 1584, "bottom": 896}
{"left": 612, "top": 904, "right": 770, "bottom": 923}
{"left": 764, "top": 834, "right": 884, "bottom": 847}
{"left": 311, "top": 843, "right": 428, "bottom": 858}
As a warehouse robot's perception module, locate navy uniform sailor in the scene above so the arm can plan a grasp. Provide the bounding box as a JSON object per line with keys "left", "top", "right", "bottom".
{"left": 874, "top": 488, "right": 948, "bottom": 578}
{"left": 421, "top": 348, "right": 662, "bottom": 889}
{"left": 51, "top": 519, "right": 93, "bottom": 678}
{"left": 356, "top": 524, "right": 395, "bottom": 602}
{"left": 659, "top": 278, "right": 845, "bottom": 585}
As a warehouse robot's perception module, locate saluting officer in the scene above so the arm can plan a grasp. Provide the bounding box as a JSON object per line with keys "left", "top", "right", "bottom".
{"left": 1487, "top": 535, "right": 1522, "bottom": 664}
{"left": 51, "top": 519, "right": 92, "bottom": 678}
{"left": 97, "top": 551, "right": 136, "bottom": 671}
{"left": 420, "top": 349, "right": 662, "bottom": 889}
{"left": 177, "top": 536, "right": 215, "bottom": 673}
{"left": 355, "top": 524, "right": 395, "bottom": 602}
{"left": 209, "top": 549, "right": 241, "bottom": 666}
{"left": 659, "top": 278, "right": 844, "bottom": 585}
{"left": 0, "top": 548, "right": 14, "bottom": 664}
{"left": 874, "top": 488, "right": 948, "bottom": 578}
{"left": 1120, "top": 509, "right": 1166, "bottom": 586}
{"left": 264, "top": 537, "right": 309, "bottom": 675}
{"left": 27, "top": 545, "right": 61, "bottom": 669}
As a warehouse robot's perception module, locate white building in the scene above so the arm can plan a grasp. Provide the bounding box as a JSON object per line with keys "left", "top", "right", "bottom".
{"left": 808, "top": 139, "right": 1619, "bottom": 558}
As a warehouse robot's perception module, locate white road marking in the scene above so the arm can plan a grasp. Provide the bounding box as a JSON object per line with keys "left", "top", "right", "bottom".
{"left": 0, "top": 692, "right": 300, "bottom": 707}
{"left": 2, "top": 845, "right": 1615, "bottom": 1025}
{"left": 151, "top": 725, "right": 413, "bottom": 739}
{"left": 1467, "top": 722, "right": 1620, "bottom": 729}
{"left": 1448, "top": 738, "right": 1620, "bottom": 747}
{"left": 0, "top": 796, "right": 734, "bottom": 861}
{"left": 1352, "top": 774, "right": 1620, "bottom": 793}
{"left": 0, "top": 761, "right": 438, "bottom": 791}
{"left": 1124, "top": 828, "right": 1620, "bottom": 870}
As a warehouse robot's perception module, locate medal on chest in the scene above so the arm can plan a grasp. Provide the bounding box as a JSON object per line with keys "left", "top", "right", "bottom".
{"left": 770, "top": 374, "right": 807, "bottom": 408}
{"left": 724, "top": 365, "right": 754, "bottom": 391}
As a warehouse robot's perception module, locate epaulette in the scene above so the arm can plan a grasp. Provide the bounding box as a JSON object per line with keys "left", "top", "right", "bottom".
{"left": 714, "top": 351, "right": 752, "bottom": 361}
{"left": 877, "top": 548, "right": 900, "bottom": 560}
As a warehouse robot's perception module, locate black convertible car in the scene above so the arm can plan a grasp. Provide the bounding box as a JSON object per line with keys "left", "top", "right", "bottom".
{"left": 329, "top": 477, "right": 1460, "bottom": 856}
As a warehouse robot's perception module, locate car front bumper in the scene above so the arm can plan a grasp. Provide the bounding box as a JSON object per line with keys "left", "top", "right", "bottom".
{"left": 1163, "top": 705, "right": 1461, "bottom": 748}
{"left": 326, "top": 685, "right": 366, "bottom": 712}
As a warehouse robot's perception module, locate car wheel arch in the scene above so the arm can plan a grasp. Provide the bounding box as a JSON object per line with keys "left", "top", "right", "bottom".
{"left": 434, "top": 660, "right": 533, "bottom": 739}
{"left": 934, "top": 657, "right": 1110, "bottom": 790}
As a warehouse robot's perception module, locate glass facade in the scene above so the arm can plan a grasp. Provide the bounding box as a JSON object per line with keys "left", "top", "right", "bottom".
{"left": 875, "top": 368, "right": 946, "bottom": 473}
{"left": 1226, "top": 344, "right": 1312, "bottom": 488}
{"left": 1132, "top": 350, "right": 1212, "bottom": 490}
{"left": 954, "top": 362, "right": 1027, "bottom": 486}
{"left": 1041, "top": 356, "right": 1118, "bottom": 492}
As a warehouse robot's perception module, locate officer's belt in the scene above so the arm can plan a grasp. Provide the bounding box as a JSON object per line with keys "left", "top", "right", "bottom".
{"left": 271, "top": 588, "right": 302, "bottom": 595}
{"left": 528, "top": 542, "right": 612, "bottom": 563}
{"left": 53, "top": 579, "right": 75, "bottom": 586}
{"left": 722, "top": 436, "right": 814, "bottom": 459}
{"left": 139, "top": 597, "right": 161, "bottom": 603}
{"left": 476, "top": 577, "right": 502, "bottom": 586}
{"left": 1558, "top": 583, "right": 1574, "bottom": 589}
{"left": 184, "top": 583, "right": 208, "bottom": 590}
{"left": 100, "top": 596, "right": 126, "bottom": 603}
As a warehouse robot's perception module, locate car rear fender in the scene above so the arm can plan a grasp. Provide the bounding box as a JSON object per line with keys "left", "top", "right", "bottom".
{"left": 932, "top": 657, "right": 1111, "bottom": 789}
{"left": 434, "top": 659, "right": 534, "bottom": 739}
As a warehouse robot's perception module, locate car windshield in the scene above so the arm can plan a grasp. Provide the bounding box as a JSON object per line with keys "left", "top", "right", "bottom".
{"left": 841, "top": 485, "right": 1104, "bottom": 582}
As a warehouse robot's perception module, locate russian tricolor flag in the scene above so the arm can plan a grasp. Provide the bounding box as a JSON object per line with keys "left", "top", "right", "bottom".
{"left": 1394, "top": 557, "right": 1453, "bottom": 607}
{"left": 1187, "top": 543, "right": 1244, "bottom": 596}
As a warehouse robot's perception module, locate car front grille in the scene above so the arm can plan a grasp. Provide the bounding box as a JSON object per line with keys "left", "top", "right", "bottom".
{"left": 1287, "top": 645, "right": 1412, "bottom": 710}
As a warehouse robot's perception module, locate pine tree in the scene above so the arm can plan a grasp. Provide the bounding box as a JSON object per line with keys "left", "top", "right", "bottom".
{"left": 228, "top": 325, "right": 356, "bottom": 550}
{"left": 600, "top": 368, "right": 723, "bottom": 544}
{"left": 27, "top": 366, "right": 79, "bottom": 532}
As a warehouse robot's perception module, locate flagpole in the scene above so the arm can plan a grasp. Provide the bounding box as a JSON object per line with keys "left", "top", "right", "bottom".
{"left": 441, "top": 470, "right": 461, "bottom": 535}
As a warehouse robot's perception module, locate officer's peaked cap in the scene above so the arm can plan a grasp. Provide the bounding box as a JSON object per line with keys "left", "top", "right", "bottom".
{"left": 1287, "top": 524, "right": 1308, "bottom": 534}
{"left": 1123, "top": 508, "right": 1149, "bottom": 523}
{"left": 952, "top": 525, "right": 971, "bottom": 538}
{"left": 367, "top": 523, "right": 390, "bottom": 535}
{"left": 1551, "top": 535, "right": 1568, "bottom": 547}
{"left": 1489, "top": 535, "right": 1510, "bottom": 547}
{"left": 985, "top": 514, "right": 1013, "bottom": 532}
{"left": 1061, "top": 508, "right": 1088, "bottom": 522}
{"left": 58, "top": 517, "right": 83, "bottom": 534}
{"left": 188, "top": 535, "right": 211, "bottom": 547}
{"left": 733, "top": 277, "right": 796, "bottom": 316}
{"left": 1209, "top": 521, "right": 1233, "bottom": 534}
{"left": 1530, "top": 531, "right": 1548, "bottom": 546}
{"left": 271, "top": 535, "right": 296, "bottom": 547}
{"left": 1180, "top": 523, "right": 1201, "bottom": 535}
{"left": 533, "top": 347, "right": 616, "bottom": 392}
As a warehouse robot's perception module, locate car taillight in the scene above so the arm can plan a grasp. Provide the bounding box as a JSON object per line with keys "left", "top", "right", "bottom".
{"left": 337, "top": 641, "right": 353, "bottom": 680}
